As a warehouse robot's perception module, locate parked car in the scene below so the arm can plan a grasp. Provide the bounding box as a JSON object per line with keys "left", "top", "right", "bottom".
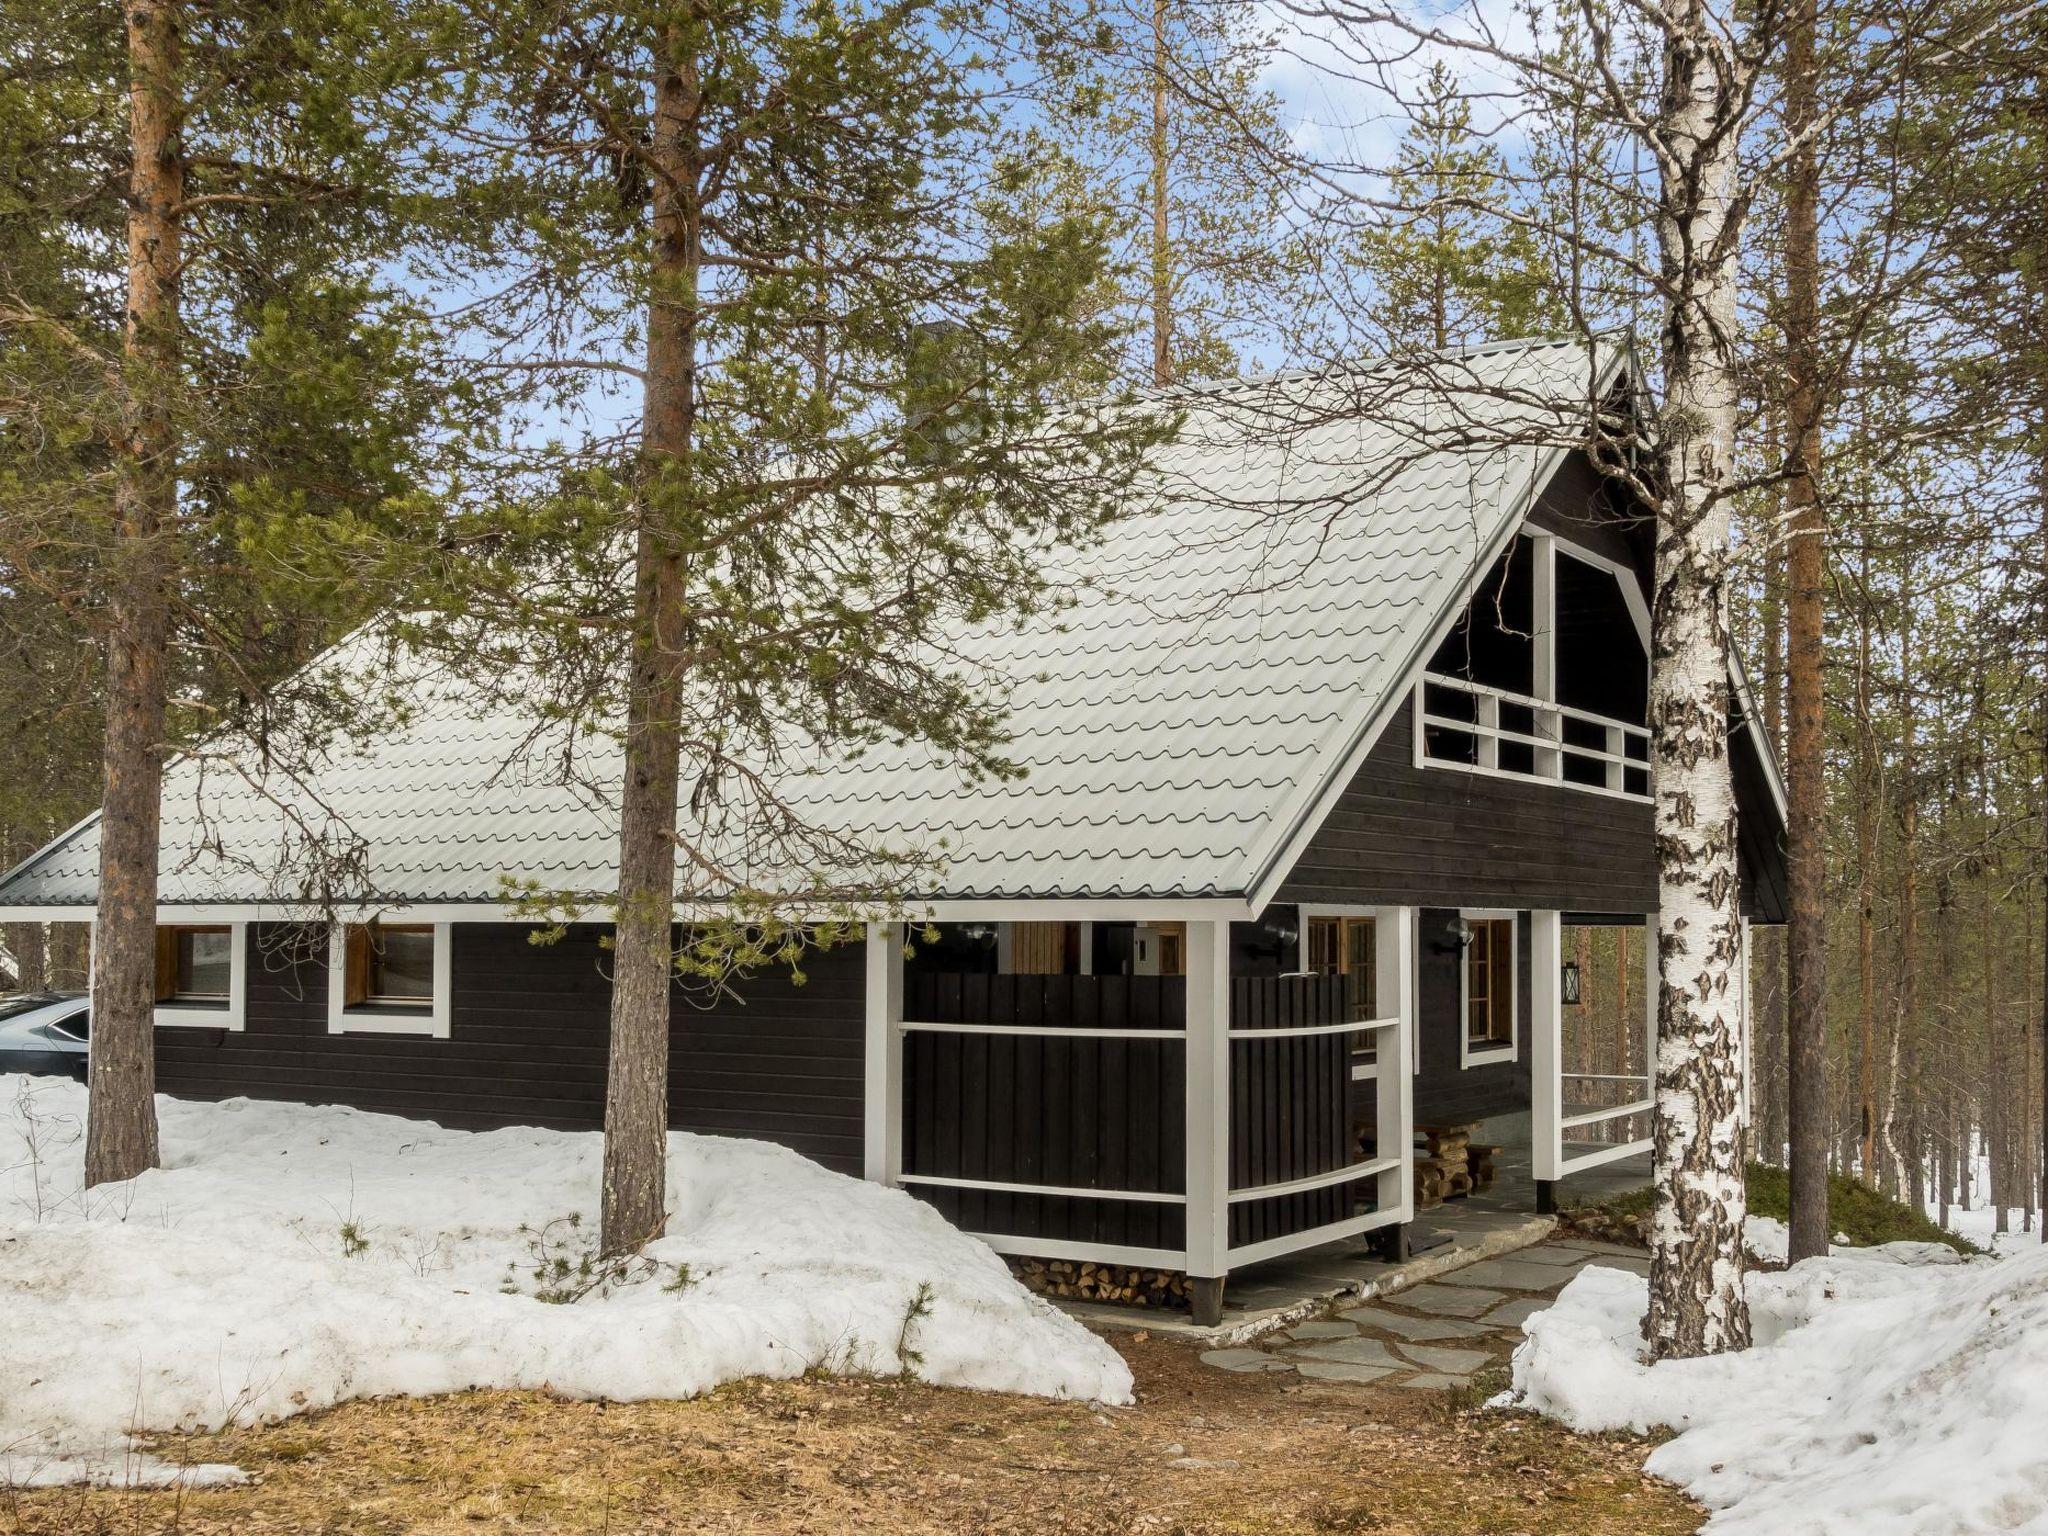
{"left": 0, "top": 993, "right": 89, "bottom": 1080}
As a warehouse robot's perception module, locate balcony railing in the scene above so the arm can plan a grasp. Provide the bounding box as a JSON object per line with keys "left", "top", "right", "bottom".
{"left": 1418, "top": 673, "right": 1651, "bottom": 803}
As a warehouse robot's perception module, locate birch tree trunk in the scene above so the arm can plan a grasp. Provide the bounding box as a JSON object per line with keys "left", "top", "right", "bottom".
{"left": 601, "top": 26, "right": 700, "bottom": 1258}
{"left": 1644, "top": 0, "right": 1752, "bottom": 1360}
{"left": 85, "top": 0, "right": 182, "bottom": 1188}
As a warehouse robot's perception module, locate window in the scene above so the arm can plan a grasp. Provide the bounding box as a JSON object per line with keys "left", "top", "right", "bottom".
{"left": 1461, "top": 914, "right": 1517, "bottom": 1065}
{"left": 1304, "top": 915, "right": 1377, "bottom": 1022}
{"left": 45, "top": 1010, "right": 88, "bottom": 1042}
{"left": 152, "top": 924, "right": 246, "bottom": 1029}
{"left": 329, "top": 921, "right": 450, "bottom": 1038}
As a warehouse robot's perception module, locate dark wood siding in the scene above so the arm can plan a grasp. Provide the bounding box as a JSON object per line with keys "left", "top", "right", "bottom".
{"left": 901, "top": 972, "right": 1187, "bottom": 1252}
{"left": 153, "top": 922, "right": 867, "bottom": 1174}
{"left": 1412, "top": 907, "right": 1532, "bottom": 1123}
{"left": 1279, "top": 700, "right": 1659, "bottom": 914}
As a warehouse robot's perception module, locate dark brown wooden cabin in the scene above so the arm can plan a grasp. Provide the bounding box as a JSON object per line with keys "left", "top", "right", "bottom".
{"left": 0, "top": 342, "right": 1789, "bottom": 1325}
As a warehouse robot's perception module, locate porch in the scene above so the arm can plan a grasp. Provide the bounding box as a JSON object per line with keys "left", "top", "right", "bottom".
{"left": 862, "top": 904, "right": 1728, "bottom": 1327}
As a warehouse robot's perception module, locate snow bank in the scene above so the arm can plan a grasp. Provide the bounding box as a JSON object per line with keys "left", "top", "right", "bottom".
{"left": 0, "top": 1076, "right": 1130, "bottom": 1486}
{"left": 1513, "top": 1241, "right": 2048, "bottom": 1533}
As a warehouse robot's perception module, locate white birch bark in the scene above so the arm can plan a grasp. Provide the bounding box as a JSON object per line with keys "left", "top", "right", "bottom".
{"left": 1644, "top": 0, "right": 1753, "bottom": 1359}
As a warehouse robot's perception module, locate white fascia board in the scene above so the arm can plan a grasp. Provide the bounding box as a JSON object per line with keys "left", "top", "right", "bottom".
{"left": 1727, "top": 650, "right": 1790, "bottom": 826}
{"left": 7, "top": 894, "right": 1259, "bottom": 927}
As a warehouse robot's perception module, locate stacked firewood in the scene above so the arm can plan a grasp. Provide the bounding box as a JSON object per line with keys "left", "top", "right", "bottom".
{"left": 1414, "top": 1124, "right": 1497, "bottom": 1207}
{"left": 1010, "top": 1257, "right": 1189, "bottom": 1308}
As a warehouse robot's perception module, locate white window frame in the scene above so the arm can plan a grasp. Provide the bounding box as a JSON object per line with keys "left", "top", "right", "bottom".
{"left": 1295, "top": 903, "right": 1419, "bottom": 1081}
{"left": 327, "top": 921, "right": 451, "bottom": 1039}
{"left": 154, "top": 922, "right": 248, "bottom": 1031}
{"left": 1457, "top": 908, "right": 1519, "bottom": 1068}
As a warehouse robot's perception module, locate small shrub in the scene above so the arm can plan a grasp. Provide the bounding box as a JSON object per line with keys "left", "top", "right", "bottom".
{"left": 1564, "top": 1162, "right": 1978, "bottom": 1255}
{"left": 895, "top": 1281, "right": 936, "bottom": 1376}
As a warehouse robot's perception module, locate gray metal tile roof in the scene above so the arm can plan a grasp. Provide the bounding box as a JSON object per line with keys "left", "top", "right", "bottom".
{"left": 0, "top": 339, "right": 1616, "bottom": 911}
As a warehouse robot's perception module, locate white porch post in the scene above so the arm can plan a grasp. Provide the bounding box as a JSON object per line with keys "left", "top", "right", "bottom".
{"left": 1183, "top": 918, "right": 1230, "bottom": 1323}
{"left": 1531, "top": 533, "right": 1562, "bottom": 781}
{"left": 1531, "top": 911, "right": 1564, "bottom": 1191}
{"left": 1643, "top": 911, "right": 1659, "bottom": 1120}
{"left": 864, "top": 922, "right": 904, "bottom": 1186}
{"left": 1374, "top": 907, "right": 1416, "bottom": 1228}
{"left": 1738, "top": 917, "right": 1754, "bottom": 1136}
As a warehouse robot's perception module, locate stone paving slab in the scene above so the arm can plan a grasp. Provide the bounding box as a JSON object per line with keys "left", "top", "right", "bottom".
{"left": 1434, "top": 1257, "right": 1584, "bottom": 1292}
{"left": 1479, "top": 1296, "right": 1548, "bottom": 1329}
{"left": 1393, "top": 1342, "right": 1495, "bottom": 1375}
{"left": 1392, "top": 1282, "right": 1506, "bottom": 1318}
{"left": 1283, "top": 1336, "right": 1404, "bottom": 1369}
{"left": 1549, "top": 1237, "right": 1652, "bottom": 1260}
{"left": 1401, "top": 1373, "right": 1472, "bottom": 1391}
{"left": 1282, "top": 1320, "right": 1360, "bottom": 1341}
{"left": 1510, "top": 1243, "right": 1596, "bottom": 1266}
{"left": 1336, "top": 1304, "right": 1490, "bottom": 1342}
{"left": 1200, "top": 1348, "right": 1291, "bottom": 1373}
{"left": 1295, "top": 1360, "right": 1398, "bottom": 1385}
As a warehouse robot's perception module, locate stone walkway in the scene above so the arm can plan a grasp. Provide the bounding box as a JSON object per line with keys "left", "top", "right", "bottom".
{"left": 1199, "top": 1237, "right": 1650, "bottom": 1392}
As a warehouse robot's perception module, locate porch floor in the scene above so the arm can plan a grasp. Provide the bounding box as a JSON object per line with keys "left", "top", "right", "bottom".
{"left": 1054, "top": 1111, "right": 1651, "bottom": 1347}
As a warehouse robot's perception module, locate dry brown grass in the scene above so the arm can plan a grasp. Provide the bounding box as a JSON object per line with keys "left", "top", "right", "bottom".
{"left": 1, "top": 1336, "right": 1699, "bottom": 1534}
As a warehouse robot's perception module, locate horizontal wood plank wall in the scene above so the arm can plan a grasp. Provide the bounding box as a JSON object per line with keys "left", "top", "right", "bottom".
{"left": 1280, "top": 702, "right": 1658, "bottom": 914}
{"left": 901, "top": 972, "right": 1188, "bottom": 1252}
{"left": 152, "top": 923, "right": 867, "bottom": 1174}
{"left": 1414, "top": 907, "right": 1532, "bottom": 1124}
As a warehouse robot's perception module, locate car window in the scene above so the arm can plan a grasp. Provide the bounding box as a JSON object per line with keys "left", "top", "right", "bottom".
{"left": 0, "top": 995, "right": 58, "bottom": 1023}
{"left": 44, "top": 1012, "right": 89, "bottom": 1042}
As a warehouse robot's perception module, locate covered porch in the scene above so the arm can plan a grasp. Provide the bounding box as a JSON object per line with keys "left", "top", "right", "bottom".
{"left": 861, "top": 906, "right": 1744, "bottom": 1326}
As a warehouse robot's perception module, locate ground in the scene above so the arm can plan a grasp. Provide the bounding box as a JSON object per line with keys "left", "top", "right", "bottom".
{"left": 1, "top": 1326, "right": 1699, "bottom": 1535}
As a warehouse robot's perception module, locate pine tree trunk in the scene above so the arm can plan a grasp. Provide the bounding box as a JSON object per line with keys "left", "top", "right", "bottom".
{"left": 1855, "top": 544, "right": 1877, "bottom": 1180}
{"left": 601, "top": 28, "right": 700, "bottom": 1259}
{"left": 1781, "top": 0, "right": 1830, "bottom": 1263}
{"left": 1898, "top": 578, "right": 1921, "bottom": 1204}
{"left": 1643, "top": 0, "right": 1752, "bottom": 1360}
{"left": 1149, "top": 0, "right": 1172, "bottom": 388}
{"left": 4, "top": 921, "right": 47, "bottom": 993}
{"left": 2037, "top": 344, "right": 2048, "bottom": 1240}
{"left": 85, "top": 0, "right": 182, "bottom": 1189}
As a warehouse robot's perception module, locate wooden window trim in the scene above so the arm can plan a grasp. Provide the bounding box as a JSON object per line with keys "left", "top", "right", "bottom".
{"left": 152, "top": 923, "right": 247, "bottom": 1031}
{"left": 328, "top": 921, "right": 451, "bottom": 1038}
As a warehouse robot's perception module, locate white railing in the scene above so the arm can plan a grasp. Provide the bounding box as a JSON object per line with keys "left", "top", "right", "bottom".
{"left": 1417, "top": 673, "right": 1651, "bottom": 803}
{"left": 1532, "top": 912, "right": 1658, "bottom": 1184}
{"left": 869, "top": 913, "right": 1419, "bottom": 1280}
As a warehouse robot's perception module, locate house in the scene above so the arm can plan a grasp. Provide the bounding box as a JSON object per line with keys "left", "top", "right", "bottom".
{"left": 0, "top": 339, "right": 1787, "bottom": 1324}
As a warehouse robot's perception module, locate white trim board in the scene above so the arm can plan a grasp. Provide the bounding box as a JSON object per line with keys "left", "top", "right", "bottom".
{"left": 0, "top": 895, "right": 1261, "bottom": 927}
{"left": 326, "top": 921, "right": 452, "bottom": 1039}
{"left": 153, "top": 921, "right": 248, "bottom": 1032}
{"left": 1457, "top": 908, "right": 1519, "bottom": 1069}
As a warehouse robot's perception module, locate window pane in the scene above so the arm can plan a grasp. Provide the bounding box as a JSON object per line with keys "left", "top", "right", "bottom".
{"left": 371, "top": 928, "right": 435, "bottom": 1001}
{"left": 1306, "top": 918, "right": 1339, "bottom": 975}
{"left": 1345, "top": 919, "right": 1377, "bottom": 1021}
{"left": 177, "top": 930, "right": 232, "bottom": 998}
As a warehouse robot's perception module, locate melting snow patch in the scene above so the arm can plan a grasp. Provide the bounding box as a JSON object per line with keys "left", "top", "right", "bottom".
{"left": 0, "top": 1076, "right": 1130, "bottom": 1486}
{"left": 1512, "top": 1239, "right": 2048, "bottom": 1533}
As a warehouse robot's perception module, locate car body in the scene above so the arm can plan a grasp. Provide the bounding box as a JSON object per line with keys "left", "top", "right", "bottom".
{"left": 0, "top": 993, "right": 89, "bottom": 1080}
